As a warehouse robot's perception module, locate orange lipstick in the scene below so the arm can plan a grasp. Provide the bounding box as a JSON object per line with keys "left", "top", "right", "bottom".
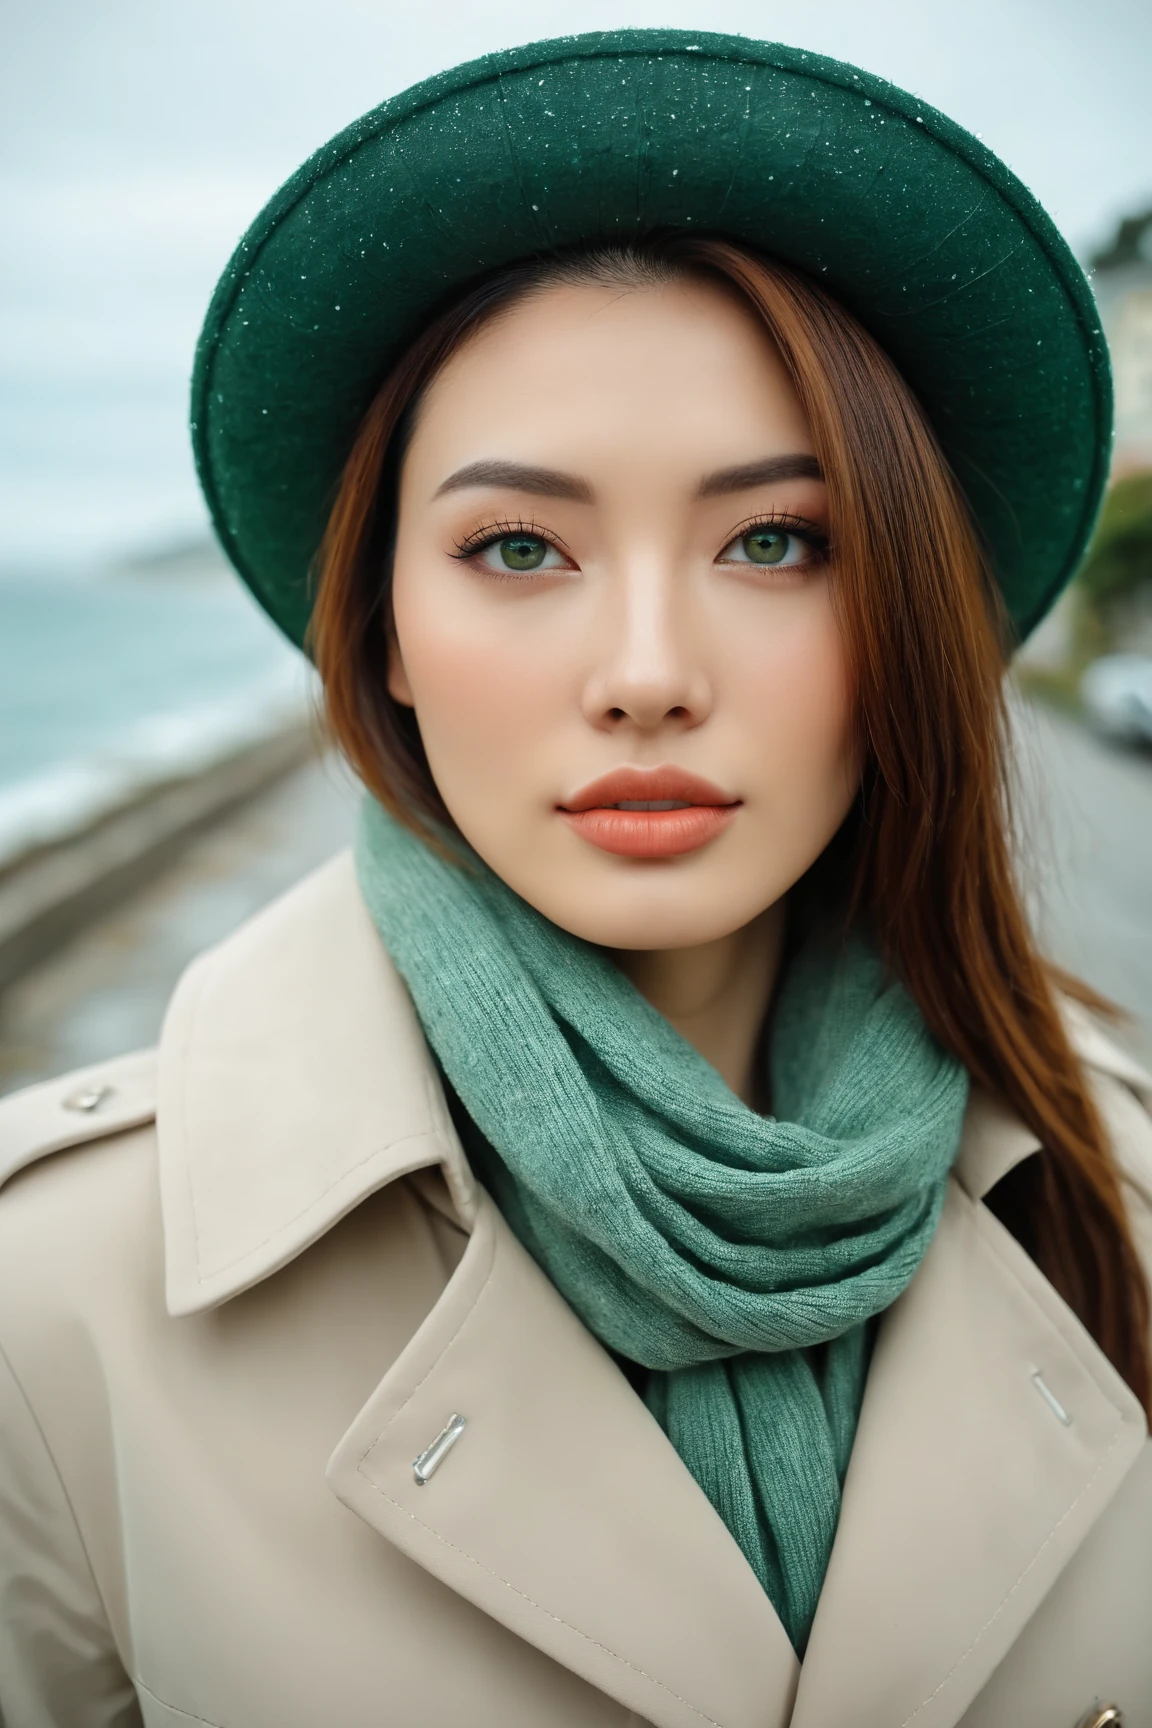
{"left": 558, "top": 766, "right": 740, "bottom": 858}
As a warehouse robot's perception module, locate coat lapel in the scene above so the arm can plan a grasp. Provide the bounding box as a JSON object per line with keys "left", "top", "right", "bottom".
{"left": 792, "top": 1172, "right": 1148, "bottom": 1728}
{"left": 156, "top": 853, "right": 1151, "bottom": 1728}
{"left": 156, "top": 852, "right": 799, "bottom": 1724}
{"left": 326, "top": 1186, "right": 799, "bottom": 1728}
{"left": 156, "top": 853, "right": 477, "bottom": 1316}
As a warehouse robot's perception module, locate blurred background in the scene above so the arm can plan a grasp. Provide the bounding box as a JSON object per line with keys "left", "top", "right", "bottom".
{"left": 2, "top": 0, "right": 1151, "bottom": 1093}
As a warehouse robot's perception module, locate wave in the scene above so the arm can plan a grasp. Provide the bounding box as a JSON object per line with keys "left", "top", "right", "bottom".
{"left": 0, "top": 662, "right": 315, "bottom": 871}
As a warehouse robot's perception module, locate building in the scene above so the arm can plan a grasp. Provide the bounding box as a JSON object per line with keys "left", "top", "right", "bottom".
{"left": 1091, "top": 210, "right": 1152, "bottom": 474}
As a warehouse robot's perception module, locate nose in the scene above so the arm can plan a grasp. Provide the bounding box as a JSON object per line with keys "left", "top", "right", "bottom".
{"left": 580, "top": 557, "right": 712, "bottom": 734}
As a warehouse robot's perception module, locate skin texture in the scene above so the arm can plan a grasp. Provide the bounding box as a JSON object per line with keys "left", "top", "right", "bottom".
{"left": 388, "top": 278, "right": 861, "bottom": 1102}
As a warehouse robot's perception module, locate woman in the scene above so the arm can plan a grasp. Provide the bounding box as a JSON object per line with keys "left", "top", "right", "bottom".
{"left": 1, "top": 29, "right": 1150, "bottom": 1728}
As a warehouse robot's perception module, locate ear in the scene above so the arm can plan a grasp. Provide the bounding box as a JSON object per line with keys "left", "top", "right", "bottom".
{"left": 386, "top": 623, "right": 415, "bottom": 707}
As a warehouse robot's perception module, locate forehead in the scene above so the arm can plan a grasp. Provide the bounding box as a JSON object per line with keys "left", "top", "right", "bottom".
{"left": 405, "top": 276, "right": 813, "bottom": 478}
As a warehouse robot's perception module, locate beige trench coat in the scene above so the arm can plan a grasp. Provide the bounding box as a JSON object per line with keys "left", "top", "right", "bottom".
{"left": 1, "top": 853, "right": 1151, "bottom": 1728}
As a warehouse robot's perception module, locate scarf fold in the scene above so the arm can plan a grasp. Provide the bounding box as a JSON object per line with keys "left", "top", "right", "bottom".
{"left": 355, "top": 799, "right": 968, "bottom": 1651}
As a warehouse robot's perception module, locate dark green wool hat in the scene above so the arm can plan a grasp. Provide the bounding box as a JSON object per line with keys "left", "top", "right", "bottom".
{"left": 192, "top": 28, "right": 1112, "bottom": 649}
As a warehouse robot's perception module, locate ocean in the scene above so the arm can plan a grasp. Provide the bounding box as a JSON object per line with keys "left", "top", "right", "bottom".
{"left": 0, "top": 558, "right": 310, "bottom": 867}
{"left": 0, "top": 163, "right": 316, "bottom": 867}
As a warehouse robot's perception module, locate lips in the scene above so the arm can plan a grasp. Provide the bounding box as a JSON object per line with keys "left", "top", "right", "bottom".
{"left": 558, "top": 766, "right": 740, "bottom": 858}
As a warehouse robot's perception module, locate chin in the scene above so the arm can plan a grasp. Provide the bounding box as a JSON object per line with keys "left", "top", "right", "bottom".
{"left": 522, "top": 879, "right": 775, "bottom": 953}
{"left": 465, "top": 829, "right": 791, "bottom": 952}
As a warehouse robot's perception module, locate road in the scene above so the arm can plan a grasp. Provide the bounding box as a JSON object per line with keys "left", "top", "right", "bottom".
{"left": 1, "top": 699, "right": 1150, "bottom": 1095}
{"left": 0, "top": 752, "right": 358, "bottom": 1094}
{"left": 1012, "top": 700, "right": 1152, "bottom": 1065}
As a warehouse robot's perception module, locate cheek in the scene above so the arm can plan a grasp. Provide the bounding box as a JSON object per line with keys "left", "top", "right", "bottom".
{"left": 391, "top": 566, "right": 572, "bottom": 790}
{"left": 728, "top": 593, "right": 859, "bottom": 811}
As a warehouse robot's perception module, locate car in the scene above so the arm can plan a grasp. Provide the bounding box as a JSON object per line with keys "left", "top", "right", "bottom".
{"left": 1080, "top": 653, "right": 1152, "bottom": 744}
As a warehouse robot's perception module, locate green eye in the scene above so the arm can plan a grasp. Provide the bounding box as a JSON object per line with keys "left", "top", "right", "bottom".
{"left": 742, "top": 528, "right": 790, "bottom": 565}
{"left": 498, "top": 535, "right": 548, "bottom": 571}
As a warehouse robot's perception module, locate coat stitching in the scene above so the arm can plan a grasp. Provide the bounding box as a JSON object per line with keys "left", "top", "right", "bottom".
{"left": 177, "top": 962, "right": 455, "bottom": 1285}
{"left": 352, "top": 1199, "right": 500, "bottom": 1474}
{"left": 898, "top": 1195, "right": 1141, "bottom": 1725}
{"left": 177, "top": 964, "right": 202, "bottom": 1280}
{"left": 191, "top": 1125, "right": 444, "bottom": 1281}
{"left": 364, "top": 1486, "right": 727, "bottom": 1728}
{"left": 134, "top": 1676, "right": 227, "bottom": 1727}
{"left": 0, "top": 1336, "right": 126, "bottom": 1672}
{"left": 974, "top": 1189, "right": 1146, "bottom": 1416}
{"left": 351, "top": 1208, "right": 729, "bottom": 1728}
{"left": 898, "top": 1421, "right": 1127, "bottom": 1726}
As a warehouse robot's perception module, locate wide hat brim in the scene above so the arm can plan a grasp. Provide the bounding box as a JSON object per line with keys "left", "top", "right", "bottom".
{"left": 192, "top": 28, "right": 1111, "bottom": 650}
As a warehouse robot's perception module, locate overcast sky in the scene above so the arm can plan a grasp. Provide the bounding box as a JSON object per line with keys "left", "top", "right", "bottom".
{"left": 2, "top": 0, "right": 1150, "bottom": 568}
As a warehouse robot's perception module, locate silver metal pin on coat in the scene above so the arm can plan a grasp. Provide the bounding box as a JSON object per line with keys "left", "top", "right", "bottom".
{"left": 1031, "top": 1369, "right": 1072, "bottom": 1426}
{"left": 413, "top": 1414, "right": 467, "bottom": 1485}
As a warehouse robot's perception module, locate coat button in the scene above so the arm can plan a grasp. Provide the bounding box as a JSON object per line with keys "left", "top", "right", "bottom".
{"left": 63, "top": 1083, "right": 114, "bottom": 1113}
{"left": 1077, "top": 1707, "right": 1123, "bottom": 1728}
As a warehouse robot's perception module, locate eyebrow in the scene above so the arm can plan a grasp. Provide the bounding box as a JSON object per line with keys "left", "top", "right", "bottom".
{"left": 697, "top": 454, "right": 823, "bottom": 497}
{"left": 432, "top": 460, "right": 592, "bottom": 502}
{"left": 431, "top": 450, "right": 823, "bottom": 505}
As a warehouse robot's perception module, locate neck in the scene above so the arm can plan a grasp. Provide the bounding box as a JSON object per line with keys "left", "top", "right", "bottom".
{"left": 610, "top": 902, "right": 787, "bottom": 1106}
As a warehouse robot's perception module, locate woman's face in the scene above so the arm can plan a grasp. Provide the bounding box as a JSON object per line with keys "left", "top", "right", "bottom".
{"left": 389, "top": 276, "right": 860, "bottom": 950}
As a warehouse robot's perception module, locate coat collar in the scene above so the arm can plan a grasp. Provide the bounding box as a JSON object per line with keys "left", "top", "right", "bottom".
{"left": 158, "top": 847, "right": 1142, "bottom": 1310}
{"left": 792, "top": 1177, "right": 1147, "bottom": 1727}
{"left": 325, "top": 1180, "right": 802, "bottom": 1728}
{"left": 156, "top": 851, "right": 1150, "bottom": 1728}
{"left": 156, "top": 851, "right": 477, "bottom": 1316}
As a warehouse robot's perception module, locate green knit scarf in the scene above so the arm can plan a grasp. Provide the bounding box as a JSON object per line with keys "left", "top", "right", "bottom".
{"left": 355, "top": 799, "right": 968, "bottom": 1652}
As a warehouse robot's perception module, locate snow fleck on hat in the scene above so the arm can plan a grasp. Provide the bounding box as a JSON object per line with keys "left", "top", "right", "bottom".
{"left": 192, "top": 29, "right": 1111, "bottom": 648}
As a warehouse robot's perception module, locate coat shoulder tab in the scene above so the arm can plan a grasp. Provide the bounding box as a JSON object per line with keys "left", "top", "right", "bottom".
{"left": 1062, "top": 1001, "right": 1152, "bottom": 1221}
{"left": 955, "top": 1000, "right": 1152, "bottom": 1207}
{"left": 0, "top": 1049, "right": 157, "bottom": 1198}
{"left": 1062, "top": 996, "right": 1152, "bottom": 1101}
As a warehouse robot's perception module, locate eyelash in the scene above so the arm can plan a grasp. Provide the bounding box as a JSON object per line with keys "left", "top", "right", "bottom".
{"left": 450, "top": 512, "right": 831, "bottom": 567}
{"left": 720, "top": 512, "right": 830, "bottom": 564}
{"left": 450, "top": 518, "right": 568, "bottom": 561}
